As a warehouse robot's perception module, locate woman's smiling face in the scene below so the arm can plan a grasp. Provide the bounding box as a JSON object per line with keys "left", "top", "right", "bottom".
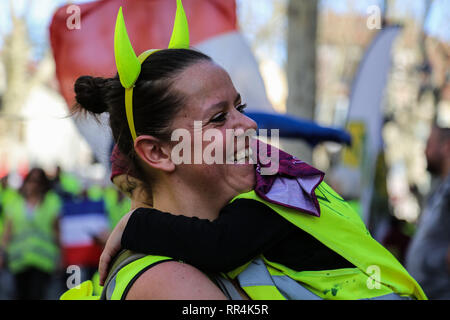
{"left": 168, "top": 60, "right": 258, "bottom": 200}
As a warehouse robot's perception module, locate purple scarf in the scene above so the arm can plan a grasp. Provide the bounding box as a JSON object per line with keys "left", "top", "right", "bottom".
{"left": 253, "top": 141, "right": 324, "bottom": 217}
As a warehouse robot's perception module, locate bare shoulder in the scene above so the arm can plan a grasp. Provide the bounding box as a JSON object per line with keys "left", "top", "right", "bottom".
{"left": 125, "top": 260, "right": 227, "bottom": 300}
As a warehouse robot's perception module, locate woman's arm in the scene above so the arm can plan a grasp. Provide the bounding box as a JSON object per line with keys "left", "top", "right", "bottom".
{"left": 121, "top": 199, "right": 295, "bottom": 272}
{"left": 125, "top": 260, "right": 228, "bottom": 300}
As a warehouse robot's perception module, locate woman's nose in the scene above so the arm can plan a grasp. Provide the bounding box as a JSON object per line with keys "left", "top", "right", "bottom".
{"left": 244, "top": 114, "right": 258, "bottom": 131}
{"left": 233, "top": 110, "right": 257, "bottom": 132}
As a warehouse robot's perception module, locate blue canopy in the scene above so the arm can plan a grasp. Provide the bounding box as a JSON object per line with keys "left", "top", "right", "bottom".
{"left": 245, "top": 111, "right": 352, "bottom": 147}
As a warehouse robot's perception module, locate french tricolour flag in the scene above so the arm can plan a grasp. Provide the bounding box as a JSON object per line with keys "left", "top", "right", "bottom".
{"left": 60, "top": 198, "right": 109, "bottom": 267}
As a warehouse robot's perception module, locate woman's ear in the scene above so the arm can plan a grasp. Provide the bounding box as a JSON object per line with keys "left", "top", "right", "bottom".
{"left": 134, "top": 135, "right": 175, "bottom": 173}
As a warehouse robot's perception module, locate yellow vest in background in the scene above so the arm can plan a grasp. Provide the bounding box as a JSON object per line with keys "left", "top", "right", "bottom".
{"left": 6, "top": 191, "right": 61, "bottom": 274}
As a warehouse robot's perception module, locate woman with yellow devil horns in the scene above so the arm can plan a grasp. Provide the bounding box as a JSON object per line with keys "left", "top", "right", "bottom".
{"left": 63, "top": 0, "right": 426, "bottom": 300}
{"left": 68, "top": 0, "right": 251, "bottom": 299}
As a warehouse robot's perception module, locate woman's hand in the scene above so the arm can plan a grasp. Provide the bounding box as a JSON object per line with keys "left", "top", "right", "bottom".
{"left": 98, "top": 210, "right": 133, "bottom": 286}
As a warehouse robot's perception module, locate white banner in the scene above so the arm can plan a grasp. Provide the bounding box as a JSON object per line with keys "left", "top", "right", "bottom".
{"left": 338, "top": 26, "right": 402, "bottom": 224}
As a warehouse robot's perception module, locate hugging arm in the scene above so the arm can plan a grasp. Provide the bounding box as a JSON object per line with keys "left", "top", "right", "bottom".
{"left": 122, "top": 199, "right": 294, "bottom": 272}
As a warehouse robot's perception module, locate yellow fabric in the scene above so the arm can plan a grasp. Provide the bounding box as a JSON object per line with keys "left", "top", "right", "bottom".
{"left": 60, "top": 256, "right": 172, "bottom": 300}
{"left": 59, "top": 172, "right": 82, "bottom": 195}
{"left": 87, "top": 185, "right": 103, "bottom": 201}
{"left": 60, "top": 281, "right": 100, "bottom": 300}
{"left": 91, "top": 272, "right": 103, "bottom": 297}
{"left": 110, "top": 255, "right": 172, "bottom": 300}
{"left": 266, "top": 261, "right": 392, "bottom": 300}
{"left": 347, "top": 200, "right": 362, "bottom": 218}
{"left": 230, "top": 182, "right": 427, "bottom": 300}
{"left": 224, "top": 260, "right": 253, "bottom": 280}
{"left": 6, "top": 191, "right": 61, "bottom": 273}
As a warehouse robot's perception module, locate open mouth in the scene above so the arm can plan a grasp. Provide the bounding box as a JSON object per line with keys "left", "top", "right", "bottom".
{"left": 231, "top": 147, "right": 254, "bottom": 164}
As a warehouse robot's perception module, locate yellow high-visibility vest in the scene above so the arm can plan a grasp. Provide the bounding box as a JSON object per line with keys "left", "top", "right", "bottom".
{"left": 6, "top": 191, "right": 61, "bottom": 274}
{"left": 226, "top": 182, "right": 426, "bottom": 300}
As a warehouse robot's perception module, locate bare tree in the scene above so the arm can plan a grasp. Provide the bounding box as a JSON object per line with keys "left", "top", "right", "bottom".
{"left": 0, "top": 0, "right": 53, "bottom": 146}
{"left": 0, "top": 1, "right": 31, "bottom": 142}
{"left": 285, "top": 0, "right": 318, "bottom": 163}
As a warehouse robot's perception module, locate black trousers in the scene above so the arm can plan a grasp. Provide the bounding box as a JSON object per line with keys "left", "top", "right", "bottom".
{"left": 14, "top": 267, "right": 51, "bottom": 300}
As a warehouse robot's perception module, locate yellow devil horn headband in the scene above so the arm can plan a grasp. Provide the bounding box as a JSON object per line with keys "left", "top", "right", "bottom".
{"left": 114, "top": 0, "right": 190, "bottom": 141}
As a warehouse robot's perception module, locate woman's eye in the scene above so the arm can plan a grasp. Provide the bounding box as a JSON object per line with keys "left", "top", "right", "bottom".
{"left": 236, "top": 103, "right": 247, "bottom": 113}
{"left": 210, "top": 104, "right": 246, "bottom": 123}
{"left": 211, "top": 112, "right": 227, "bottom": 123}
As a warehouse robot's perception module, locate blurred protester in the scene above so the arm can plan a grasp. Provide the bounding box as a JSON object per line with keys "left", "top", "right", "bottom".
{"left": 405, "top": 125, "right": 450, "bottom": 299}
{"left": 0, "top": 168, "right": 62, "bottom": 300}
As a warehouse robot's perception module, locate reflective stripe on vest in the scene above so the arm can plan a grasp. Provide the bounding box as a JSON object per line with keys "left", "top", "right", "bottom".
{"left": 105, "top": 254, "right": 174, "bottom": 300}
{"left": 213, "top": 275, "right": 244, "bottom": 300}
{"left": 59, "top": 253, "right": 174, "bottom": 300}
{"left": 101, "top": 250, "right": 245, "bottom": 300}
{"left": 229, "top": 182, "right": 427, "bottom": 300}
{"left": 236, "top": 257, "right": 412, "bottom": 300}
{"left": 237, "top": 257, "right": 320, "bottom": 300}
{"left": 8, "top": 230, "right": 59, "bottom": 273}
{"left": 7, "top": 192, "right": 61, "bottom": 273}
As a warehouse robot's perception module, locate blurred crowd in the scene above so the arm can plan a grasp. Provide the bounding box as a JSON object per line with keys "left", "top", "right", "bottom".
{"left": 0, "top": 166, "right": 130, "bottom": 300}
